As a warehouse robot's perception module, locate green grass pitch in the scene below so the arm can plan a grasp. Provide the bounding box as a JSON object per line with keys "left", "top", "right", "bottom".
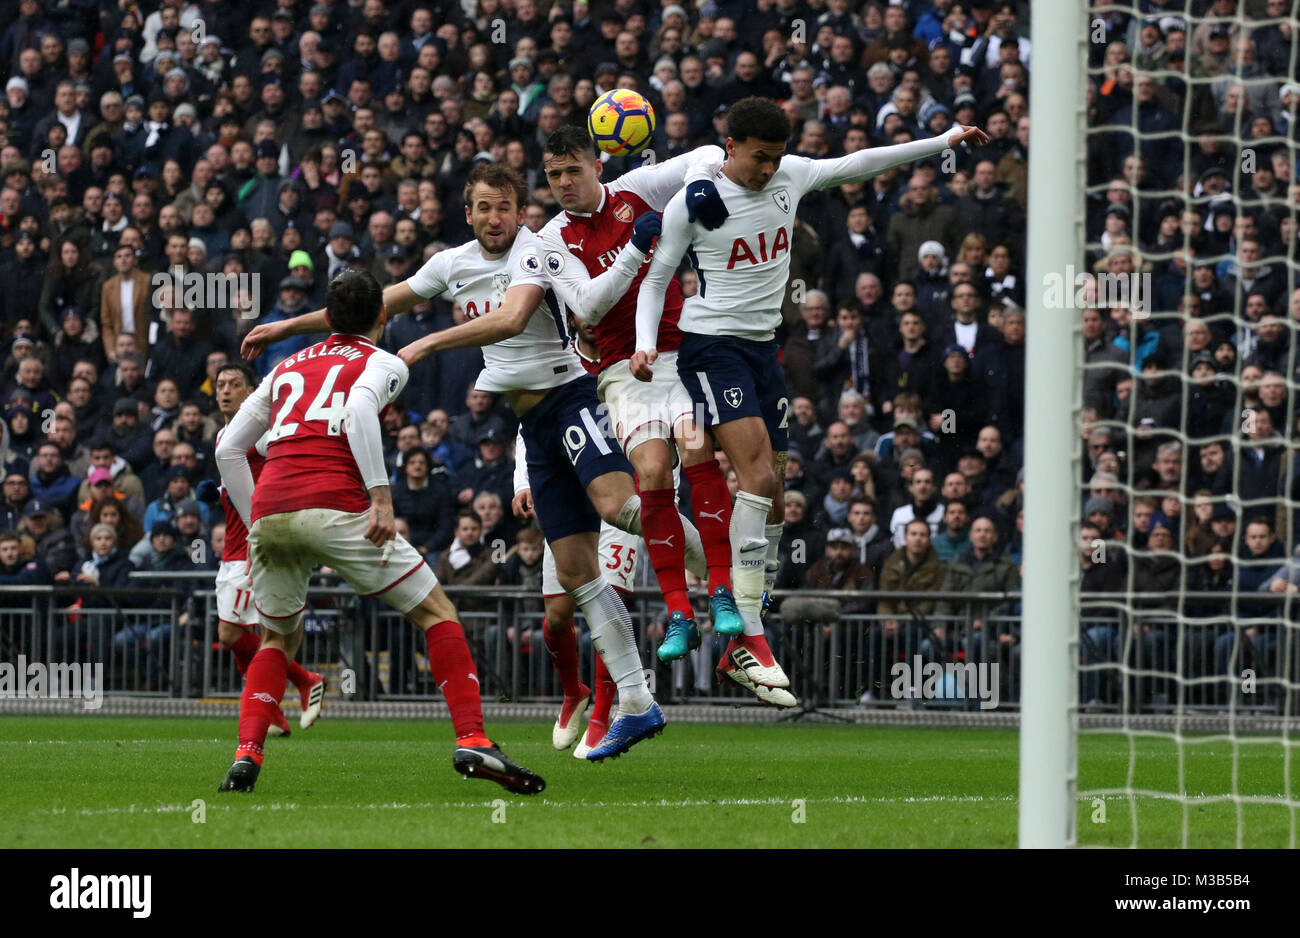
{"left": 0, "top": 716, "right": 1294, "bottom": 848}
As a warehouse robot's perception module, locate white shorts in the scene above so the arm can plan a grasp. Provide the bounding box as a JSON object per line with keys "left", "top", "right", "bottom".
{"left": 215, "top": 560, "right": 258, "bottom": 626}
{"left": 248, "top": 507, "right": 438, "bottom": 633}
{"left": 597, "top": 350, "right": 695, "bottom": 455}
{"left": 541, "top": 522, "right": 640, "bottom": 597}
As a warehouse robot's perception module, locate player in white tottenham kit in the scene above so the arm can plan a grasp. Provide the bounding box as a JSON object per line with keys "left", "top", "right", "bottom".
{"left": 512, "top": 425, "right": 638, "bottom": 758}
{"left": 633, "top": 97, "right": 988, "bottom": 705}
{"left": 217, "top": 270, "right": 544, "bottom": 794}
{"left": 513, "top": 313, "right": 692, "bottom": 758}
{"left": 241, "top": 164, "right": 713, "bottom": 761}
{"left": 196, "top": 361, "right": 325, "bottom": 735}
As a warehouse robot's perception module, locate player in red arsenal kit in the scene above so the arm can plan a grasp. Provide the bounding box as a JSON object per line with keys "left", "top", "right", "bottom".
{"left": 196, "top": 362, "right": 325, "bottom": 735}
{"left": 534, "top": 126, "right": 746, "bottom": 678}
{"left": 214, "top": 271, "right": 544, "bottom": 795}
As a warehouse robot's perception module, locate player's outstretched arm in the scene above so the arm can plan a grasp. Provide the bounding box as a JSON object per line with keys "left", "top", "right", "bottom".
{"left": 241, "top": 281, "right": 425, "bottom": 360}
{"left": 631, "top": 194, "right": 691, "bottom": 381}
{"left": 240, "top": 308, "right": 330, "bottom": 361}
{"left": 619, "top": 144, "right": 726, "bottom": 211}
{"left": 547, "top": 213, "right": 660, "bottom": 326}
{"left": 397, "top": 284, "right": 544, "bottom": 367}
{"left": 801, "top": 124, "right": 990, "bottom": 192}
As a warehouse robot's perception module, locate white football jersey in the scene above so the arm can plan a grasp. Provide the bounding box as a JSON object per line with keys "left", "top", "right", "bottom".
{"left": 636, "top": 132, "right": 960, "bottom": 347}
{"left": 406, "top": 227, "right": 583, "bottom": 393}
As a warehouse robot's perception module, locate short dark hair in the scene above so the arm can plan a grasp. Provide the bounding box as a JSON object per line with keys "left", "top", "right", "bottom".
{"left": 216, "top": 361, "right": 258, "bottom": 390}
{"left": 848, "top": 495, "right": 876, "bottom": 512}
{"left": 726, "top": 96, "right": 790, "bottom": 143}
{"left": 462, "top": 162, "right": 528, "bottom": 211}
{"left": 457, "top": 507, "right": 482, "bottom": 526}
{"left": 543, "top": 125, "right": 598, "bottom": 163}
{"left": 0, "top": 530, "right": 19, "bottom": 546}
{"left": 325, "top": 268, "right": 384, "bottom": 336}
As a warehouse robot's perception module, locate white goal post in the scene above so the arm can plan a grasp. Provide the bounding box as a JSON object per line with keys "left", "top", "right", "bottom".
{"left": 1019, "top": 0, "right": 1087, "bottom": 848}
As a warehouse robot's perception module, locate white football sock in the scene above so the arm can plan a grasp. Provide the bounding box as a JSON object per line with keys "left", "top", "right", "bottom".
{"left": 764, "top": 522, "right": 783, "bottom": 593}
{"left": 731, "top": 490, "right": 772, "bottom": 634}
{"left": 572, "top": 576, "right": 651, "bottom": 712}
{"left": 615, "top": 494, "right": 642, "bottom": 536}
{"left": 680, "top": 510, "right": 706, "bottom": 580}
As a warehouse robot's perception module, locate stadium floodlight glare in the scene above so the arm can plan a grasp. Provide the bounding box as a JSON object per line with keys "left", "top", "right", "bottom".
{"left": 1019, "top": 0, "right": 1084, "bottom": 849}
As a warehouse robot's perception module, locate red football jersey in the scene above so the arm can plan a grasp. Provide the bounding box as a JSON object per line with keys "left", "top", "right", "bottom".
{"left": 554, "top": 184, "right": 684, "bottom": 366}
{"left": 218, "top": 435, "right": 265, "bottom": 562}
{"left": 250, "top": 335, "right": 407, "bottom": 523}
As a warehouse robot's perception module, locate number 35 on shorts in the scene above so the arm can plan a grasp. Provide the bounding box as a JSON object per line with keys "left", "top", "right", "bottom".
{"left": 562, "top": 406, "right": 613, "bottom": 466}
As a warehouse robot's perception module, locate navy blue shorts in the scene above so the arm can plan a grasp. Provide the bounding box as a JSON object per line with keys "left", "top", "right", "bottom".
{"left": 676, "top": 332, "right": 790, "bottom": 451}
{"left": 521, "top": 375, "right": 633, "bottom": 542}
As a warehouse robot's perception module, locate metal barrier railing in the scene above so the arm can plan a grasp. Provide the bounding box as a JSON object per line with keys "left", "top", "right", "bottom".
{"left": 1, "top": 576, "right": 1296, "bottom": 714}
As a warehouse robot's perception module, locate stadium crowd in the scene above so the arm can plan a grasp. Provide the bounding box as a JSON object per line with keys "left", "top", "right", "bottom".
{"left": 0, "top": 0, "right": 1294, "bottom": 706}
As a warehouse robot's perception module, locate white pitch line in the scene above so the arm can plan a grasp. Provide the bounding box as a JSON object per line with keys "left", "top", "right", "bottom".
{"left": 23, "top": 791, "right": 1286, "bottom": 819}
{"left": 0, "top": 739, "right": 228, "bottom": 745}
{"left": 26, "top": 795, "right": 996, "bottom": 817}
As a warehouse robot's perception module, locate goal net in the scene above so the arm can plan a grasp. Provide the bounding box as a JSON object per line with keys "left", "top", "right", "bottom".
{"left": 1050, "top": 0, "right": 1300, "bottom": 847}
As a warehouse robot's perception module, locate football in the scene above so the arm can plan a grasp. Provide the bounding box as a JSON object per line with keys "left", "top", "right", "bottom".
{"left": 587, "top": 88, "right": 656, "bottom": 156}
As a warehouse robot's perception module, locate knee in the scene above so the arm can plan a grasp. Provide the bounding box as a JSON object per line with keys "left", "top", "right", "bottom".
{"left": 554, "top": 570, "right": 588, "bottom": 596}
{"left": 595, "top": 501, "right": 623, "bottom": 528}
{"left": 217, "top": 622, "right": 242, "bottom": 646}
{"left": 741, "top": 464, "right": 778, "bottom": 499}
{"left": 411, "top": 588, "right": 458, "bottom": 630}
{"left": 552, "top": 551, "right": 598, "bottom": 593}
{"left": 283, "top": 628, "right": 304, "bottom": 655}
{"left": 260, "top": 627, "right": 290, "bottom": 652}
{"left": 678, "top": 429, "right": 713, "bottom": 463}
{"left": 676, "top": 416, "right": 711, "bottom": 452}
{"left": 632, "top": 446, "right": 673, "bottom": 491}
{"left": 544, "top": 603, "right": 574, "bottom": 632}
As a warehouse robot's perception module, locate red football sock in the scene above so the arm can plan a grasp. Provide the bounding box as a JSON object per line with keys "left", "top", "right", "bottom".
{"left": 227, "top": 627, "right": 261, "bottom": 676}
{"left": 543, "top": 618, "right": 584, "bottom": 699}
{"left": 285, "top": 658, "right": 315, "bottom": 691}
{"left": 739, "top": 631, "right": 776, "bottom": 668}
{"left": 590, "top": 649, "right": 616, "bottom": 728}
{"left": 425, "top": 620, "right": 485, "bottom": 741}
{"left": 684, "top": 460, "right": 733, "bottom": 593}
{"left": 639, "top": 486, "right": 693, "bottom": 618}
{"left": 236, "top": 647, "right": 288, "bottom": 764}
